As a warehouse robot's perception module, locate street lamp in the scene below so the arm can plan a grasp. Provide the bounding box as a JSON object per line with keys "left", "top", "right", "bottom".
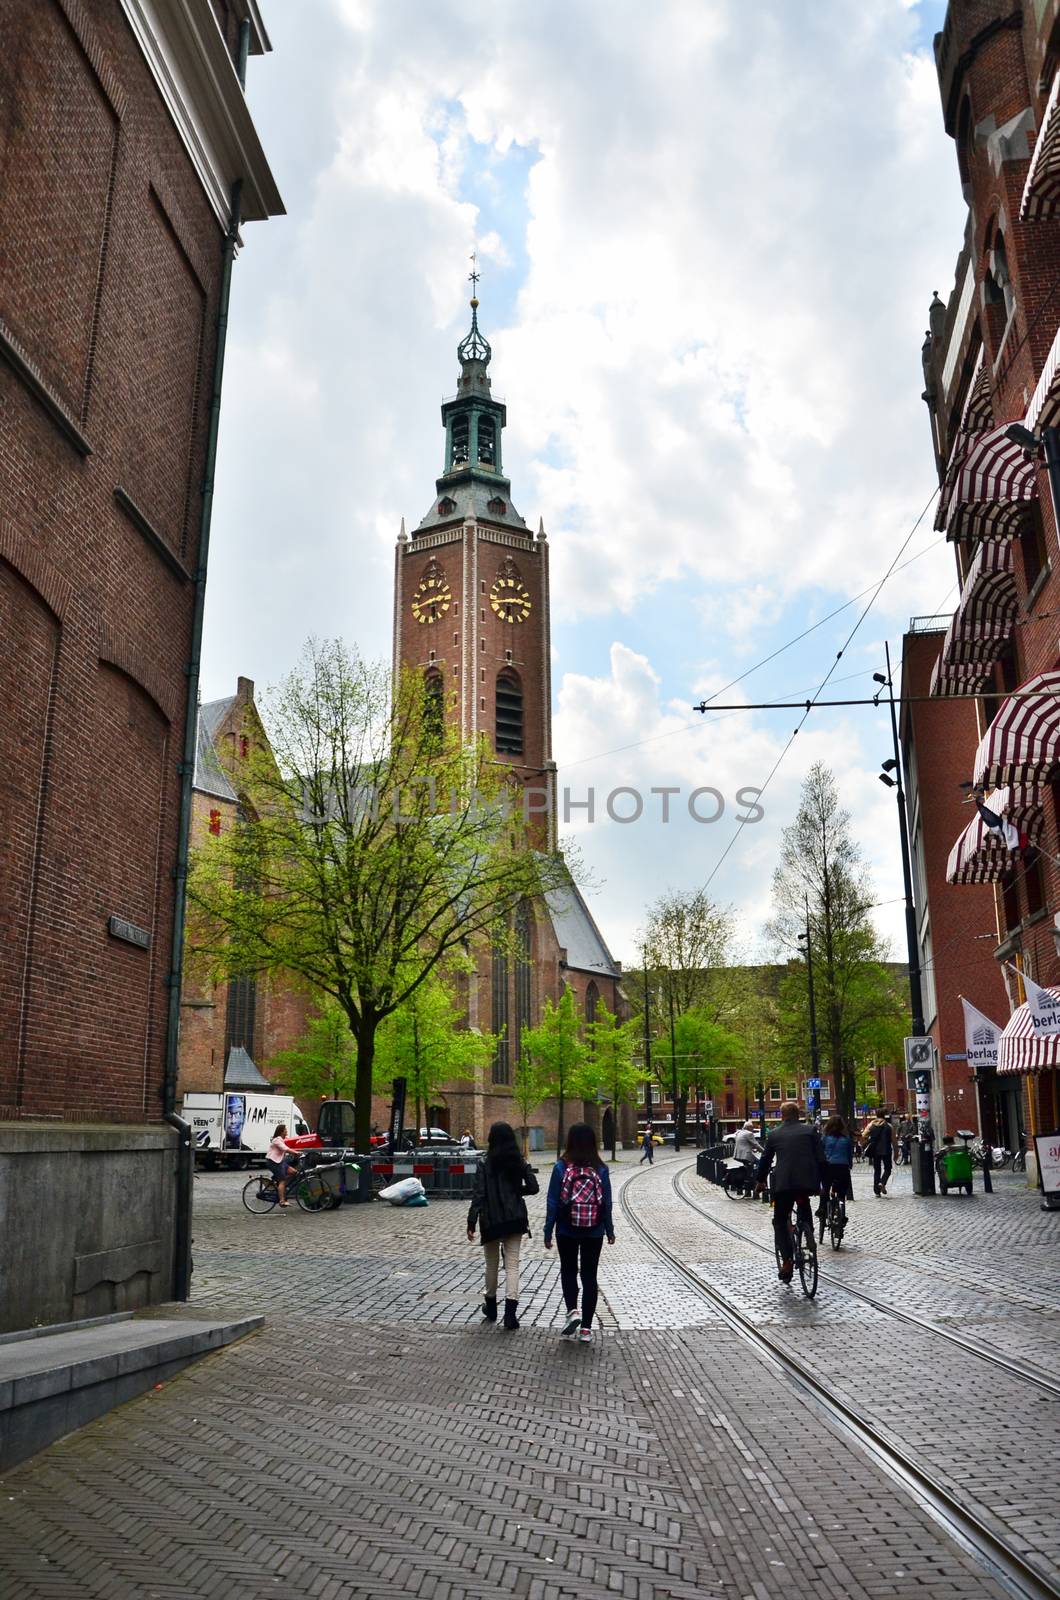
{"left": 667, "top": 971, "right": 680, "bottom": 1153}
{"left": 796, "top": 897, "right": 821, "bottom": 1120}
{"left": 1005, "top": 421, "right": 1060, "bottom": 542}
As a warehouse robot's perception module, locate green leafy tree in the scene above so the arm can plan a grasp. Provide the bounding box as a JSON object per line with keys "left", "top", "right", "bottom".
{"left": 373, "top": 965, "right": 493, "bottom": 1135}
{"left": 188, "top": 639, "right": 565, "bottom": 1151}
{"left": 521, "top": 986, "right": 590, "bottom": 1155}
{"left": 586, "top": 999, "right": 639, "bottom": 1160}
{"left": 511, "top": 1051, "right": 552, "bottom": 1155}
{"left": 767, "top": 763, "right": 909, "bottom": 1122}
{"left": 266, "top": 996, "right": 358, "bottom": 1104}
{"left": 652, "top": 1007, "right": 746, "bottom": 1138}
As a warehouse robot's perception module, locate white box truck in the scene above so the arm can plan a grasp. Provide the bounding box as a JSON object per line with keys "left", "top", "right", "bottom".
{"left": 183, "top": 1092, "right": 312, "bottom": 1169}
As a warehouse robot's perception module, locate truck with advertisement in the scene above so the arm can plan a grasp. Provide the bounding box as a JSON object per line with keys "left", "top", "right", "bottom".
{"left": 183, "top": 1092, "right": 312, "bottom": 1169}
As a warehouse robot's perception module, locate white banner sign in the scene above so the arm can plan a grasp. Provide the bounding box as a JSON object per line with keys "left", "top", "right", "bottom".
{"left": 1021, "top": 971, "right": 1060, "bottom": 1037}
{"left": 961, "top": 997, "right": 1000, "bottom": 1071}
{"left": 1034, "top": 1132, "right": 1060, "bottom": 1195}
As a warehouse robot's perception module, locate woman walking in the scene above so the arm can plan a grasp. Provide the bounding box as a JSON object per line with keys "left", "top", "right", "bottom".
{"left": 543, "top": 1122, "right": 615, "bottom": 1345}
{"left": 466, "top": 1121, "right": 539, "bottom": 1330}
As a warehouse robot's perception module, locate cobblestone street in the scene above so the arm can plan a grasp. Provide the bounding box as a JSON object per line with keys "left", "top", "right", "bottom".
{"left": 0, "top": 1152, "right": 1056, "bottom": 1599}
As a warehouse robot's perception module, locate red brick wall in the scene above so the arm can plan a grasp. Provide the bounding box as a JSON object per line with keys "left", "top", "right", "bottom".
{"left": 0, "top": 0, "right": 229, "bottom": 1123}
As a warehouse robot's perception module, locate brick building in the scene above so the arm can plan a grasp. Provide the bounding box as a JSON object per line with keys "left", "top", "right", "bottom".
{"left": 0, "top": 0, "right": 281, "bottom": 1331}
{"left": 910, "top": 0, "right": 1060, "bottom": 1171}
{"left": 391, "top": 296, "right": 627, "bottom": 1148}
{"left": 178, "top": 677, "right": 311, "bottom": 1103}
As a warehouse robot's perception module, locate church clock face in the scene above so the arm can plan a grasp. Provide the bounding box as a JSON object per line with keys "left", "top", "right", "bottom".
{"left": 490, "top": 574, "right": 532, "bottom": 623}
{"left": 411, "top": 571, "right": 452, "bottom": 624}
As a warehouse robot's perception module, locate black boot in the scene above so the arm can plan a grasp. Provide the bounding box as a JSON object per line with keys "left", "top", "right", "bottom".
{"left": 503, "top": 1298, "right": 519, "bottom": 1330}
{"left": 482, "top": 1295, "right": 497, "bottom": 1322}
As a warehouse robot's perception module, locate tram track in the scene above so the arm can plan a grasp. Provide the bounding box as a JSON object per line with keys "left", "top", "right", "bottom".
{"left": 671, "top": 1164, "right": 1060, "bottom": 1401}
{"left": 620, "top": 1161, "right": 1060, "bottom": 1600}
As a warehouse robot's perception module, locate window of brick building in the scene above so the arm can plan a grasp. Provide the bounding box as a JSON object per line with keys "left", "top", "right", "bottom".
{"left": 1025, "top": 852, "right": 1047, "bottom": 919}
{"left": 495, "top": 670, "right": 523, "bottom": 755}
{"left": 514, "top": 900, "right": 532, "bottom": 1063}
{"left": 1021, "top": 502, "right": 1049, "bottom": 595}
{"left": 225, "top": 973, "right": 256, "bottom": 1057}
{"left": 492, "top": 939, "right": 510, "bottom": 1085}
{"left": 1001, "top": 871, "right": 1020, "bottom": 934}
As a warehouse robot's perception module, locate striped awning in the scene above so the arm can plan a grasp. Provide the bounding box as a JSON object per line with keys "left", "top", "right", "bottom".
{"left": 946, "top": 785, "right": 1043, "bottom": 884}
{"left": 998, "top": 990, "right": 1060, "bottom": 1074}
{"left": 961, "top": 351, "right": 993, "bottom": 434}
{"left": 1021, "top": 69, "right": 1060, "bottom": 222}
{"left": 938, "top": 423, "right": 1039, "bottom": 541}
{"left": 973, "top": 670, "right": 1060, "bottom": 786}
{"left": 1026, "top": 317, "right": 1060, "bottom": 435}
{"left": 941, "top": 539, "right": 1017, "bottom": 666}
{"left": 929, "top": 656, "right": 991, "bottom": 698}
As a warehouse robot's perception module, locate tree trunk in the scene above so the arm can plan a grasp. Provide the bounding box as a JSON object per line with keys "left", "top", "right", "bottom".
{"left": 353, "top": 1019, "right": 375, "bottom": 1153}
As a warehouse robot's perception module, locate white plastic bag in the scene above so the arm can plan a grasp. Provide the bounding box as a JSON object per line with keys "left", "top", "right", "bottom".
{"left": 378, "top": 1176, "right": 425, "bottom": 1204}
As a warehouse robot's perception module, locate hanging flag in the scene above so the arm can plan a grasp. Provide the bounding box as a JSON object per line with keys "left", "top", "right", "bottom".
{"left": 960, "top": 997, "right": 1000, "bottom": 1071}
{"left": 975, "top": 792, "right": 1021, "bottom": 852}
{"left": 1019, "top": 968, "right": 1060, "bottom": 1037}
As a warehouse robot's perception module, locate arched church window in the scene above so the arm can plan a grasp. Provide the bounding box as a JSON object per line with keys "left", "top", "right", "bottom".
{"left": 585, "top": 981, "right": 599, "bottom": 1028}
{"left": 495, "top": 670, "right": 523, "bottom": 755}
{"left": 492, "top": 939, "right": 510, "bottom": 1084}
{"left": 514, "top": 899, "right": 532, "bottom": 1061}
{"left": 478, "top": 415, "right": 496, "bottom": 466}
{"left": 451, "top": 415, "right": 469, "bottom": 467}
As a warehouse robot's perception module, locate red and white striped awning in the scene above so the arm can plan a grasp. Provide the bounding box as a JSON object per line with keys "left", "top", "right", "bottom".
{"left": 1021, "top": 69, "right": 1060, "bottom": 222}
{"left": 941, "top": 539, "right": 1017, "bottom": 666}
{"left": 973, "top": 670, "right": 1060, "bottom": 786}
{"left": 961, "top": 351, "right": 993, "bottom": 434}
{"left": 929, "top": 656, "right": 991, "bottom": 698}
{"left": 946, "top": 785, "right": 1043, "bottom": 884}
{"left": 937, "top": 423, "right": 1039, "bottom": 541}
{"left": 998, "top": 990, "right": 1060, "bottom": 1074}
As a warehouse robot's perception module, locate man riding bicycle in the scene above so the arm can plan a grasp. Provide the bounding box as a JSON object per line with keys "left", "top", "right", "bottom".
{"left": 755, "top": 1101, "right": 826, "bottom": 1282}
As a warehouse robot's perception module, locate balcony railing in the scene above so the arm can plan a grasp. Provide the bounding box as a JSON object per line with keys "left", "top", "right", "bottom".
{"left": 908, "top": 614, "right": 954, "bottom": 634}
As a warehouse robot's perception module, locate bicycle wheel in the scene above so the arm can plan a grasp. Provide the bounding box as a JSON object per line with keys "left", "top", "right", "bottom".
{"left": 1012, "top": 1148, "right": 1027, "bottom": 1174}
{"left": 242, "top": 1176, "right": 278, "bottom": 1214}
{"left": 797, "top": 1220, "right": 818, "bottom": 1297}
{"left": 294, "top": 1171, "right": 331, "bottom": 1213}
{"left": 829, "top": 1200, "right": 845, "bottom": 1251}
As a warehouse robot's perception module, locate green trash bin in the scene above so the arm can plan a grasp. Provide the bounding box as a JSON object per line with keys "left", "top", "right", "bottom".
{"left": 936, "top": 1145, "right": 973, "bottom": 1195}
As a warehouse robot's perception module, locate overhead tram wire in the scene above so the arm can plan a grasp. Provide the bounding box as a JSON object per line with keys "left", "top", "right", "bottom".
{"left": 697, "top": 483, "right": 942, "bottom": 891}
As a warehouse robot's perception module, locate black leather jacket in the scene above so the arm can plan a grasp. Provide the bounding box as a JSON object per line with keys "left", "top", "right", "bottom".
{"left": 756, "top": 1121, "right": 826, "bottom": 1193}
{"left": 467, "top": 1157, "right": 539, "bottom": 1243}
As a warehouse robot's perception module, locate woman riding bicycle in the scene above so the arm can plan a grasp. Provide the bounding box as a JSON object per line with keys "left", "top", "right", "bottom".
{"left": 818, "top": 1114, "right": 853, "bottom": 1236}
{"left": 266, "top": 1124, "right": 298, "bottom": 1209}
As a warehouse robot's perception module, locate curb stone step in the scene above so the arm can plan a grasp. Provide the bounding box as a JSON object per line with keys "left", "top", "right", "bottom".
{"left": 0, "top": 1311, "right": 263, "bottom": 1470}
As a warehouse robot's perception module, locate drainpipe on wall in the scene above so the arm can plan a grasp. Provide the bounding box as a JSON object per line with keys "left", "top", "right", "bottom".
{"left": 163, "top": 177, "right": 244, "bottom": 1301}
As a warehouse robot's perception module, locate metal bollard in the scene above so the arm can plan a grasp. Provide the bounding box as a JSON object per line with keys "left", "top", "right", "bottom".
{"left": 982, "top": 1143, "right": 993, "bottom": 1194}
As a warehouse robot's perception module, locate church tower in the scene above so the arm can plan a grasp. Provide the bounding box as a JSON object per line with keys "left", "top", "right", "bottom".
{"left": 392, "top": 285, "right": 557, "bottom": 845}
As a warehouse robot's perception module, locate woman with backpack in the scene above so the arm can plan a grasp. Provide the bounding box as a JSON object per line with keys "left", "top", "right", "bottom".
{"left": 543, "top": 1122, "right": 615, "bottom": 1345}
{"left": 466, "top": 1121, "right": 540, "bottom": 1331}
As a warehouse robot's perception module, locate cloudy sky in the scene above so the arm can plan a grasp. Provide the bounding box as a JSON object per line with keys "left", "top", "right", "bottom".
{"left": 204, "top": 0, "right": 963, "bottom": 966}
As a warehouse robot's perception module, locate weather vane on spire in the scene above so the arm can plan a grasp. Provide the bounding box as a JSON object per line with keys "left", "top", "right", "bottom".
{"left": 458, "top": 249, "right": 491, "bottom": 367}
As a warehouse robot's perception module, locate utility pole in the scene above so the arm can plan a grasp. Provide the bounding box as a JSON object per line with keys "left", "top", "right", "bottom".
{"left": 668, "top": 972, "right": 680, "bottom": 1152}
{"left": 877, "top": 641, "right": 933, "bottom": 1195}
{"left": 642, "top": 965, "right": 653, "bottom": 1131}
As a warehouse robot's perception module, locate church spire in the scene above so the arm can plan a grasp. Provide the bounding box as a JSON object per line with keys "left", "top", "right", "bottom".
{"left": 456, "top": 254, "right": 492, "bottom": 391}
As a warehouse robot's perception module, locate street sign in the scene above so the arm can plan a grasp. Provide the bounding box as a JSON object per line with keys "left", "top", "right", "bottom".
{"left": 904, "top": 1036, "right": 933, "bottom": 1072}
{"left": 703, "top": 1100, "right": 714, "bottom": 1115}
{"left": 807, "top": 1077, "right": 821, "bottom": 1089}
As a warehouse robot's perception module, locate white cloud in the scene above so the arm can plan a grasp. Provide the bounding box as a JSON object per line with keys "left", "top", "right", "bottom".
{"left": 207, "top": 0, "right": 960, "bottom": 960}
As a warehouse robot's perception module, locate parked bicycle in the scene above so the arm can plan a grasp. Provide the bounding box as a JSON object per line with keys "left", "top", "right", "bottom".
{"left": 776, "top": 1199, "right": 818, "bottom": 1297}
{"left": 721, "top": 1158, "right": 757, "bottom": 1200}
{"left": 242, "top": 1161, "right": 331, "bottom": 1214}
